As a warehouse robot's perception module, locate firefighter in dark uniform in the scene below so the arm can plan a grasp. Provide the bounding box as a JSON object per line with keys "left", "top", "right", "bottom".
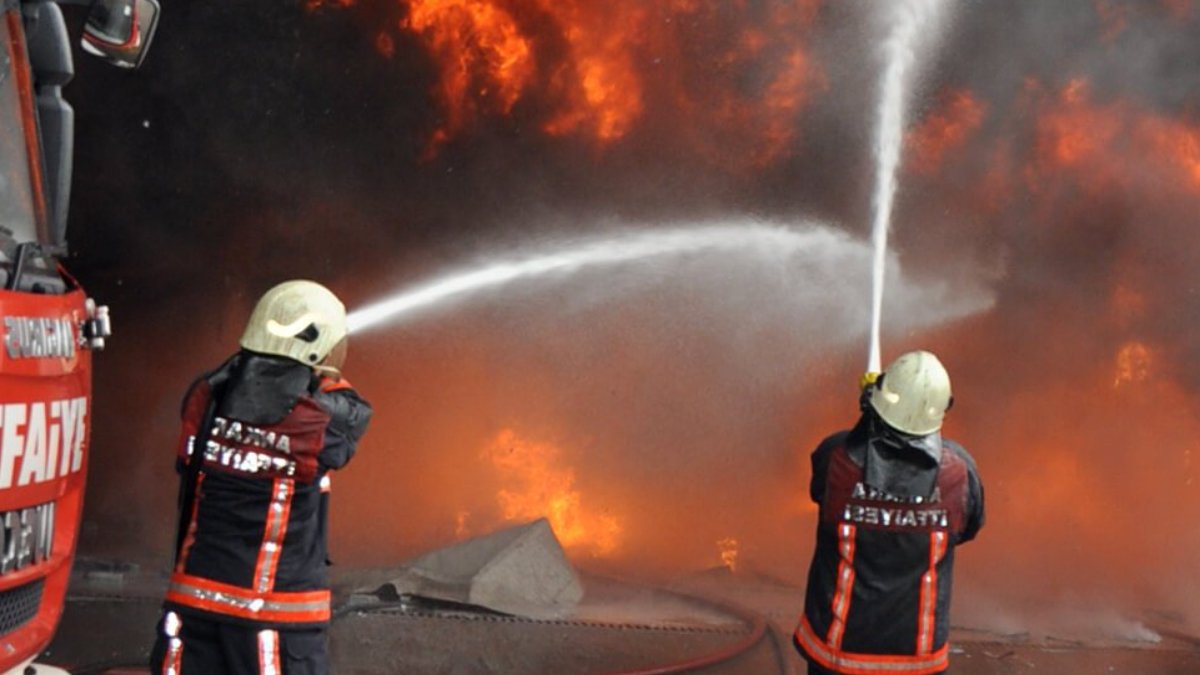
{"left": 794, "top": 350, "right": 984, "bottom": 675}
{"left": 150, "top": 280, "right": 372, "bottom": 675}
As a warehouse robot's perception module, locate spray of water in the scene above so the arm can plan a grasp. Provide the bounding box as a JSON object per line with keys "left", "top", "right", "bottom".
{"left": 867, "top": 0, "right": 949, "bottom": 373}
{"left": 349, "top": 223, "right": 840, "bottom": 334}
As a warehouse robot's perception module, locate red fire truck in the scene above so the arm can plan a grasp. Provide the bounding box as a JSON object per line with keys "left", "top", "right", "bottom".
{"left": 0, "top": 1, "right": 157, "bottom": 672}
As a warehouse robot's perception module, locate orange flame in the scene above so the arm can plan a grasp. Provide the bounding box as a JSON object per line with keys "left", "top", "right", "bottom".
{"left": 538, "top": 3, "right": 647, "bottom": 141}
{"left": 1023, "top": 78, "right": 1200, "bottom": 195}
{"left": 1136, "top": 115, "right": 1200, "bottom": 193}
{"left": 1114, "top": 341, "right": 1153, "bottom": 388}
{"left": 906, "top": 88, "right": 987, "bottom": 174}
{"left": 375, "top": 32, "right": 396, "bottom": 59}
{"left": 484, "top": 428, "right": 622, "bottom": 556}
{"left": 663, "top": 1, "right": 822, "bottom": 168}
{"left": 319, "top": 0, "right": 821, "bottom": 161}
{"left": 306, "top": 0, "right": 356, "bottom": 9}
{"left": 717, "top": 536, "right": 739, "bottom": 572}
{"left": 403, "top": 0, "right": 536, "bottom": 154}
{"left": 1034, "top": 79, "right": 1122, "bottom": 170}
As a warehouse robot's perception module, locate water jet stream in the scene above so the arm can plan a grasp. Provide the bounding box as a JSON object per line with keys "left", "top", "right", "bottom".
{"left": 348, "top": 223, "right": 840, "bottom": 334}
{"left": 867, "top": 0, "right": 948, "bottom": 373}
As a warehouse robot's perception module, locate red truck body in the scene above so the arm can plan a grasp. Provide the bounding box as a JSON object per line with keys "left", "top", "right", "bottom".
{"left": 0, "top": 1, "right": 155, "bottom": 670}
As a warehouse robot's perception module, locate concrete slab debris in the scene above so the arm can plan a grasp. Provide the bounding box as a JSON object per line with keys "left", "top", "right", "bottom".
{"left": 377, "top": 518, "right": 583, "bottom": 618}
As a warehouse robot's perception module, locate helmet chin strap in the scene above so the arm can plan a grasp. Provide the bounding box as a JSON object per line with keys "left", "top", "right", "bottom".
{"left": 312, "top": 364, "right": 342, "bottom": 380}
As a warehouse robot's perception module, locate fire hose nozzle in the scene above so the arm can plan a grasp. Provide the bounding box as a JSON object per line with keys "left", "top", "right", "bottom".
{"left": 858, "top": 371, "right": 881, "bottom": 413}
{"left": 859, "top": 371, "right": 880, "bottom": 391}
{"left": 82, "top": 298, "right": 112, "bottom": 351}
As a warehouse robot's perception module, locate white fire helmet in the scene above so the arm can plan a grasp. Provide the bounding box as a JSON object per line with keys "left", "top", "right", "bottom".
{"left": 239, "top": 280, "right": 347, "bottom": 366}
{"left": 868, "top": 350, "right": 953, "bottom": 436}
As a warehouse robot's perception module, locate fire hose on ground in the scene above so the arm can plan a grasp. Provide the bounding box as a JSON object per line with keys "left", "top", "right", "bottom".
{"left": 333, "top": 583, "right": 792, "bottom": 675}
{"left": 60, "top": 582, "right": 793, "bottom": 675}
{"left": 589, "top": 591, "right": 790, "bottom": 675}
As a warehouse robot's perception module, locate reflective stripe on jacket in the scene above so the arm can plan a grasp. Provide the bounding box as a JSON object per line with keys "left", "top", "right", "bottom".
{"left": 167, "top": 352, "right": 371, "bottom": 629}
{"left": 795, "top": 426, "right": 984, "bottom": 674}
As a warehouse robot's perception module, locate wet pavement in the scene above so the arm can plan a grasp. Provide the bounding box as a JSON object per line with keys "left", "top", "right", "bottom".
{"left": 38, "top": 564, "right": 1200, "bottom": 674}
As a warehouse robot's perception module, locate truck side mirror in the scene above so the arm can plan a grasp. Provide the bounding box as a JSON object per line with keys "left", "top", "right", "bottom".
{"left": 79, "top": 0, "right": 159, "bottom": 69}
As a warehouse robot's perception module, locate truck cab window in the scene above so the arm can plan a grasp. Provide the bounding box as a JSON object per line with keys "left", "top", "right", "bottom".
{"left": 0, "top": 20, "right": 39, "bottom": 247}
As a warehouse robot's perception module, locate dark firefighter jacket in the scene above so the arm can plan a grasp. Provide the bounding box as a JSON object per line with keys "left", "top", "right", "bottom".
{"left": 165, "top": 351, "right": 372, "bottom": 629}
{"left": 794, "top": 413, "right": 984, "bottom": 675}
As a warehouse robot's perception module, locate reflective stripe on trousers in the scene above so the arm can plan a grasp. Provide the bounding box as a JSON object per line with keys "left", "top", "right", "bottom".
{"left": 166, "top": 572, "right": 331, "bottom": 624}
{"left": 795, "top": 615, "right": 949, "bottom": 675}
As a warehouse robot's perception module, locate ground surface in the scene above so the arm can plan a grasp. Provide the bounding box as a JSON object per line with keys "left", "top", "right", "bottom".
{"left": 40, "top": 563, "right": 1200, "bottom": 674}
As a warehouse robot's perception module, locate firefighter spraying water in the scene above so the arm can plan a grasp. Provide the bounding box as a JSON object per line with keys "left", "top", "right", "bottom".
{"left": 794, "top": 351, "right": 985, "bottom": 675}
{"left": 152, "top": 280, "right": 372, "bottom": 675}
{"left": 797, "top": 6, "right": 985, "bottom": 673}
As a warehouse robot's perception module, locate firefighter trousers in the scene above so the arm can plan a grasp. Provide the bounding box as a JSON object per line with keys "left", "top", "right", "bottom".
{"left": 807, "top": 662, "right": 949, "bottom": 675}
{"left": 149, "top": 610, "right": 329, "bottom": 675}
